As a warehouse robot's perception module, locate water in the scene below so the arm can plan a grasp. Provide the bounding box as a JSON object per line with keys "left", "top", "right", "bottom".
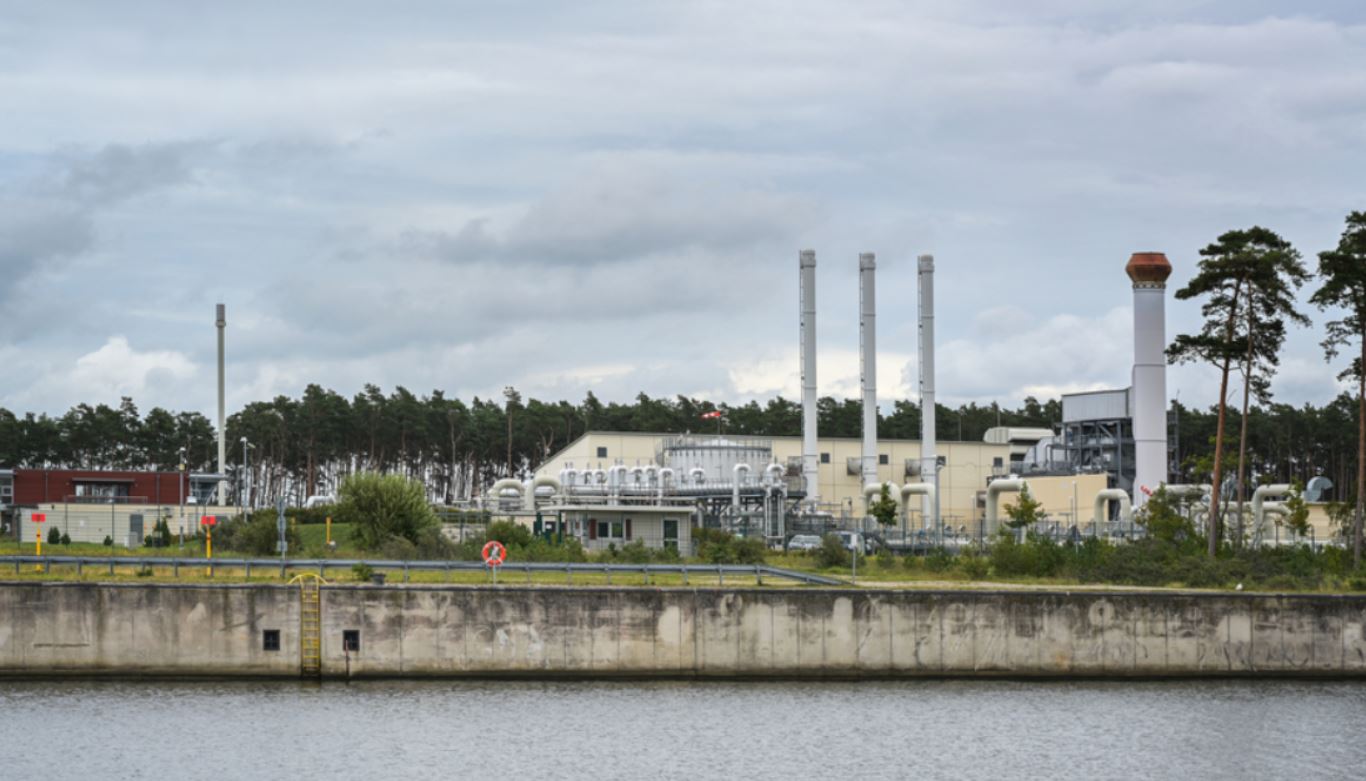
{"left": 3, "top": 679, "right": 1364, "bottom": 780}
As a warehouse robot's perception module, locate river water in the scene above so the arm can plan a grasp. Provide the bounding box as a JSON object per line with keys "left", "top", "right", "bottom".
{"left": 2, "top": 679, "right": 1363, "bottom": 780}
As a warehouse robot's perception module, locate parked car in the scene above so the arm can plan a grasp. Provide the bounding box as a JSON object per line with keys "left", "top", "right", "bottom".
{"left": 786, "top": 534, "right": 823, "bottom": 552}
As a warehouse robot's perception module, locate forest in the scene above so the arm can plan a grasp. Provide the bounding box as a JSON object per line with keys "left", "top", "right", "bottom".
{"left": 0, "top": 387, "right": 1359, "bottom": 507}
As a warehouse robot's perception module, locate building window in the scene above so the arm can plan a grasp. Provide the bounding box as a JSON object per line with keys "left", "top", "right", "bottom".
{"left": 993, "top": 457, "right": 1004, "bottom": 468}
{"left": 820, "top": 453, "right": 830, "bottom": 464}
{"left": 596, "top": 447, "right": 608, "bottom": 458}
{"left": 596, "top": 520, "right": 625, "bottom": 539}
{"left": 262, "top": 629, "right": 281, "bottom": 652}
{"left": 879, "top": 454, "right": 889, "bottom": 465}
{"left": 343, "top": 630, "right": 360, "bottom": 652}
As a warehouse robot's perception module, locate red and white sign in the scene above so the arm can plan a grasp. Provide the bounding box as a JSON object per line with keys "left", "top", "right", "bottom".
{"left": 200, "top": 515, "right": 217, "bottom": 527}
{"left": 701, "top": 410, "right": 723, "bottom": 420}
{"left": 32, "top": 513, "right": 46, "bottom": 523}
{"left": 482, "top": 540, "right": 507, "bottom": 567}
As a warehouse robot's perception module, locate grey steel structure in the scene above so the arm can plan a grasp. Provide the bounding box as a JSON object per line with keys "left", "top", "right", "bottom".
{"left": 799, "top": 249, "right": 819, "bottom": 506}
{"left": 918, "top": 254, "right": 938, "bottom": 526}
{"left": 858, "top": 253, "right": 877, "bottom": 488}
{"left": 216, "top": 303, "right": 226, "bottom": 505}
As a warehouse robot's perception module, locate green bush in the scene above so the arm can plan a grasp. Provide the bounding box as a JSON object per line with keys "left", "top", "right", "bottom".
{"left": 618, "top": 540, "right": 653, "bottom": 564}
{"left": 59, "top": 532, "right": 70, "bottom": 545}
{"left": 213, "top": 513, "right": 302, "bottom": 557}
{"left": 47, "top": 527, "right": 61, "bottom": 545}
{"left": 922, "top": 547, "right": 954, "bottom": 573}
{"left": 351, "top": 562, "right": 374, "bottom": 582}
{"left": 813, "top": 534, "right": 851, "bottom": 570}
{"left": 959, "top": 549, "right": 989, "bottom": 580}
{"left": 336, "top": 472, "right": 438, "bottom": 551}
{"left": 102, "top": 535, "right": 113, "bottom": 546}
{"left": 875, "top": 546, "right": 896, "bottom": 570}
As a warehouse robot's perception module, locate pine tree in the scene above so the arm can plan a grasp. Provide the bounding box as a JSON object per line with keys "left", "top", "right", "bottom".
{"left": 1311, "top": 210, "right": 1366, "bottom": 567}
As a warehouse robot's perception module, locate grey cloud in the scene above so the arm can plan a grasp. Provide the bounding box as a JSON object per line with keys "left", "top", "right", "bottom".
{"left": 55, "top": 141, "right": 205, "bottom": 205}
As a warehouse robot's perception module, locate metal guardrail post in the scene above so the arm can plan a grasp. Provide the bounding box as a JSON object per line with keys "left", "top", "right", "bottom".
{"left": 681, "top": 566, "right": 688, "bottom": 585}
{"left": 717, "top": 566, "right": 723, "bottom": 586}
{"left": 173, "top": 559, "right": 178, "bottom": 578}
{"left": 108, "top": 559, "right": 114, "bottom": 576}
{"left": 605, "top": 564, "right": 611, "bottom": 585}
{"left": 279, "top": 560, "right": 286, "bottom": 578}
{"left": 755, "top": 565, "right": 762, "bottom": 586}
{"left": 245, "top": 561, "right": 252, "bottom": 579}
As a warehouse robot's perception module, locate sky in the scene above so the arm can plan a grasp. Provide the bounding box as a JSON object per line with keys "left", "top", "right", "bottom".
{"left": 2, "top": 0, "right": 1364, "bottom": 419}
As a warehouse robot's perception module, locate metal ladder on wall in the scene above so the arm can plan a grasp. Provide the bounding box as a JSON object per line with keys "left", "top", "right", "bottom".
{"left": 289, "top": 574, "right": 325, "bottom": 678}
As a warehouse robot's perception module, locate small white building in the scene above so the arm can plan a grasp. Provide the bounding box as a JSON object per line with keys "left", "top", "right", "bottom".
{"left": 544, "top": 503, "right": 695, "bottom": 554}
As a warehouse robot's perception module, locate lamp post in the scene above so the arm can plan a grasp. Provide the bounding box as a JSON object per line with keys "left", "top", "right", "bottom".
{"left": 178, "top": 447, "right": 187, "bottom": 550}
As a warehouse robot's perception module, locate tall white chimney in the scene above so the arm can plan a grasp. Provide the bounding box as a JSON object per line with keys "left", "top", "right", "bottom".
{"left": 216, "top": 303, "right": 227, "bottom": 506}
{"left": 859, "top": 253, "right": 878, "bottom": 488}
{"left": 918, "top": 254, "right": 937, "bottom": 528}
{"left": 1127, "top": 252, "right": 1171, "bottom": 508}
{"left": 799, "top": 250, "right": 819, "bottom": 507}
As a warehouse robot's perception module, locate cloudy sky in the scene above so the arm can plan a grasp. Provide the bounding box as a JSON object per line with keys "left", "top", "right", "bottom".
{"left": 2, "top": 1, "right": 1364, "bottom": 419}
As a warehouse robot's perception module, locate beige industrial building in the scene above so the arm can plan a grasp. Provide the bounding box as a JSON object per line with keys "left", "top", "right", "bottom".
{"left": 535, "top": 431, "right": 1111, "bottom": 530}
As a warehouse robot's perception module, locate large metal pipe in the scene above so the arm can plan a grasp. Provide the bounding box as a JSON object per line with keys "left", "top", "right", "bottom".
{"left": 732, "top": 463, "right": 751, "bottom": 516}
{"left": 216, "top": 303, "right": 226, "bottom": 505}
{"left": 862, "top": 481, "right": 901, "bottom": 513}
{"left": 800, "top": 249, "right": 819, "bottom": 506}
{"left": 859, "top": 252, "right": 878, "bottom": 489}
{"left": 1127, "top": 253, "right": 1172, "bottom": 507}
{"left": 1093, "top": 488, "right": 1134, "bottom": 532}
{"left": 917, "top": 254, "right": 937, "bottom": 528}
{"left": 985, "top": 478, "right": 1028, "bottom": 536}
{"left": 1252, "top": 483, "right": 1292, "bottom": 540}
{"left": 900, "top": 482, "right": 936, "bottom": 526}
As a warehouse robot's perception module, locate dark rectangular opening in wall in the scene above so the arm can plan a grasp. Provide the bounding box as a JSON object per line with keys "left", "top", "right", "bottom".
{"left": 879, "top": 454, "right": 889, "bottom": 465}
{"left": 596, "top": 447, "right": 608, "bottom": 458}
{"left": 820, "top": 453, "right": 830, "bottom": 464}
{"left": 342, "top": 630, "right": 360, "bottom": 652}
{"left": 262, "top": 629, "right": 280, "bottom": 652}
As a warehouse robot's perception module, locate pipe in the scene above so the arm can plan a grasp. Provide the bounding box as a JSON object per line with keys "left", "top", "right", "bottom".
{"left": 645, "top": 465, "right": 658, "bottom": 487}
{"left": 1163, "top": 484, "right": 1211, "bottom": 499}
{"left": 732, "top": 463, "right": 751, "bottom": 515}
{"left": 1252, "top": 483, "right": 1292, "bottom": 541}
{"left": 593, "top": 469, "right": 607, "bottom": 485}
{"left": 630, "top": 466, "right": 645, "bottom": 486}
{"left": 216, "top": 303, "right": 226, "bottom": 505}
{"left": 657, "top": 467, "right": 674, "bottom": 500}
{"left": 689, "top": 467, "right": 706, "bottom": 485}
{"left": 608, "top": 465, "right": 628, "bottom": 500}
{"left": 859, "top": 252, "right": 878, "bottom": 488}
{"left": 799, "top": 249, "right": 819, "bottom": 506}
{"left": 484, "top": 478, "right": 524, "bottom": 511}
{"left": 917, "top": 254, "right": 937, "bottom": 529}
{"left": 765, "top": 463, "right": 784, "bottom": 486}
{"left": 1093, "top": 488, "right": 1133, "bottom": 533}
{"left": 863, "top": 481, "right": 901, "bottom": 512}
{"left": 985, "top": 478, "right": 1028, "bottom": 536}
{"left": 900, "top": 482, "right": 936, "bottom": 526}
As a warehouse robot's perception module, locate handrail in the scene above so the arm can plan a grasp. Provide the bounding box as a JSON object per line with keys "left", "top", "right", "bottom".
{"left": 0, "top": 555, "right": 847, "bottom": 587}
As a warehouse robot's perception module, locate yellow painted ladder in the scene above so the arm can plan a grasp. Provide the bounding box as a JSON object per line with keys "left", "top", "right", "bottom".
{"left": 289, "top": 573, "right": 325, "bottom": 678}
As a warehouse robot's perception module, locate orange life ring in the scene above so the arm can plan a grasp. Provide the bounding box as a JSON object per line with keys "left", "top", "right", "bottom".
{"left": 482, "top": 540, "right": 507, "bottom": 567}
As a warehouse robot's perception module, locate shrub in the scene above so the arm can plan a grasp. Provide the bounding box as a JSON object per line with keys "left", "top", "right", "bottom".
{"left": 378, "top": 535, "right": 418, "bottom": 560}
{"left": 959, "top": 549, "right": 989, "bottom": 580}
{"left": 619, "top": 540, "right": 653, "bottom": 564}
{"left": 59, "top": 532, "right": 70, "bottom": 545}
{"left": 214, "top": 513, "right": 302, "bottom": 557}
{"left": 813, "top": 534, "right": 851, "bottom": 570}
{"left": 922, "top": 547, "right": 954, "bottom": 573}
{"left": 875, "top": 546, "right": 896, "bottom": 570}
{"left": 695, "top": 528, "right": 766, "bottom": 565}
{"left": 102, "top": 535, "right": 113, "bottom": 546}
{"left": 47, "top": 527, "right": 61, "bottom": 545}
{"left": 351, "top": 563, "right": 374, "bottom": 582}
{"left": 336, "top": 472, "right": 438, "bottom": 551}
{"left": 733, "top": 537, "right": 767, "bottom": 565}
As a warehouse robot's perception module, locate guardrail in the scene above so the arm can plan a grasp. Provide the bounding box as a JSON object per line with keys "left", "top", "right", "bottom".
{"left": 0, "top": 555, "right": 847, "bottom": 587}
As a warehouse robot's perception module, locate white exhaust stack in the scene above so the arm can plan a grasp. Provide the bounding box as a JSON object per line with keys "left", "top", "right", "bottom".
{"left": 859, "top": 252, "right": 878, "bottom": 489}
{"left": 1127, "top": 252, "right": 1171, "bottom": 508}
{"left": 918, "top": 254, "right": 937, "bottom": 528}
{"left": 799, "top": 250, "right": 819, "bottom": 506}
{"left": 216, "top": 303, "right": 227, "bottom": 506}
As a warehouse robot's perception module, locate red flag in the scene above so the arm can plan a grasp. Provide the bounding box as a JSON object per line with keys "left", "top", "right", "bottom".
{"left": 701, "top": 410, "right": 722, "bottom": 420}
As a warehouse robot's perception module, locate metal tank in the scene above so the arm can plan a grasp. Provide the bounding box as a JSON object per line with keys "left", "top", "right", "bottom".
{"left": 659, "top": 436, "right": 772, "bottom": 486}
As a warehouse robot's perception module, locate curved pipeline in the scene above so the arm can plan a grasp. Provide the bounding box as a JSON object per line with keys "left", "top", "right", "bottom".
{"left": 732, "top": 463, "right": 751, "bottom": 515}
{"left": 1092, "top": 488, "right": 1133, "bottom": 533}
{"left": 985, "top": 478, "right": 1028, "bottom": 536}
{"left": 484, "top": 478, "right": 524, "bottom": 511}
{"left": 657, "top": 467, "right": 674, "bottom": 500}
{"left": 863, "top": 481, "right": 901, "bottom": 514}
{"left": 1252, "top": 483, "right": 1292, "bottom": 541}
{"left": 900, "top": 482, "right": 937, "bottom": 527}
{"left": 608, "top": 465, "right": 629, "bottom": 500}
{"left": 765, "top": 463, "right": 784, "bottom": 485}
{"left": 689, "top": 467, "right": 706, "bottom": 485}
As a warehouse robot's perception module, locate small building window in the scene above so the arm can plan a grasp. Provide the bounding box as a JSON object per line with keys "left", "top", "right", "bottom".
{"left": 879, "top": 454, "right": 889, "bottom": 465}
{"left": 596, "top": 447, "right": 608, "bottom": 458}
{"left": 820, "top": 453, "right": 830, "bottom": 464}
{"left": 597, "top": 520, "right": 625, "bottom": 539}
{"left": 343, "top": 630, "right": 360, "bottom": 652}
{"left": 262, "top": 629, "right": 280, "bottom": 652}
{"left": 993, "top": 457, "right": 1004, "bottom": 468}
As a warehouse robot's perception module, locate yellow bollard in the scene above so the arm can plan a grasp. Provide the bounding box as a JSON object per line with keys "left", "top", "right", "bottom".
{"left": 205, "top": 527, "right": 213, "bottom": 577}
{"left": 325, "top": 515, "right": 332, "bottom": 546}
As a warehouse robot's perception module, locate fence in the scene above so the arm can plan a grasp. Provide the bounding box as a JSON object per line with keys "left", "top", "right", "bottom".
{"left": 0, "top": 555, "right": 847, "bottom": 586}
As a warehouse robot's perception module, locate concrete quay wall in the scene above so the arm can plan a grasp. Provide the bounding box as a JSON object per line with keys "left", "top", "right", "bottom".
{"left": 2, "top": 583, "right": 1365, "bottom": 678}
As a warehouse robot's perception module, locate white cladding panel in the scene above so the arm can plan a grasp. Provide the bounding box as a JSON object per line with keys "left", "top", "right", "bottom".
{"left": 1062, "top": 389, "right": 1130, "bottom": 423}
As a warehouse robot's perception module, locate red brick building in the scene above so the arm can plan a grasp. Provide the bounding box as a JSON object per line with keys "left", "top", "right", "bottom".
{"left": 9, "top": 468, "right": 191, "bottom": 506}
